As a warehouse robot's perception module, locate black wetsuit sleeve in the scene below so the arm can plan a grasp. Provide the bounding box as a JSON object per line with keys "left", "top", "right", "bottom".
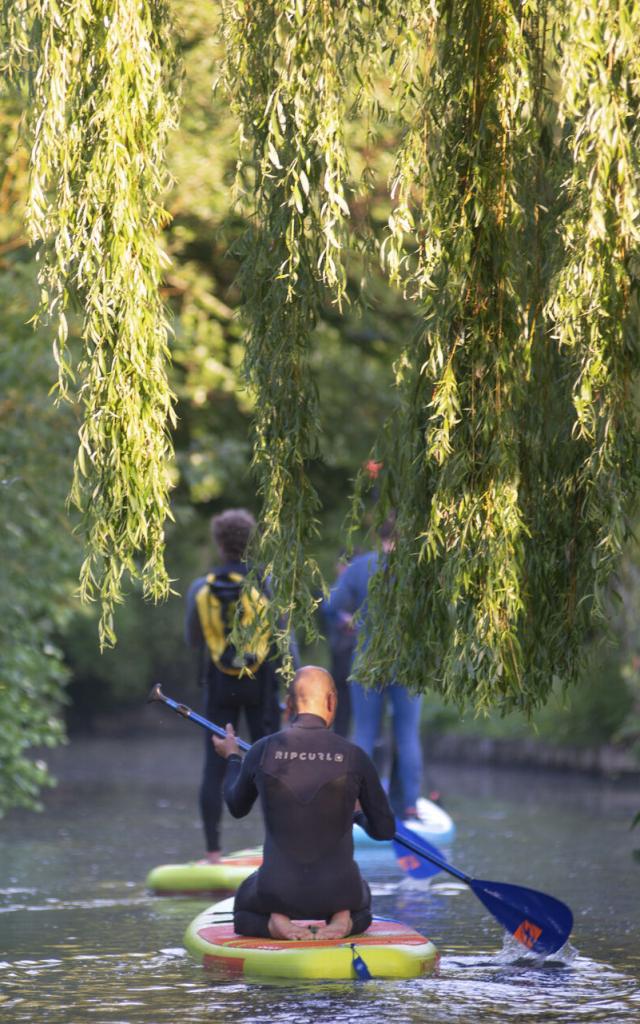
{"left": 354, "top": 749, "right": 396, "bottom": 840}
{"left": 223, "top": 744, "right": 261, "bottom": 818}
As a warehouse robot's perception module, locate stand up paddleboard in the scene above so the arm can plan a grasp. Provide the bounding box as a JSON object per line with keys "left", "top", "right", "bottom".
{"left": 145, "top": 833, "right": 419, "bottom": 896}
{"left": 146, "top": 847, "right": 262, "bottom": 896}
{"left": 184, "top": 897, "right": 439, "bottom": 980}
{"left": 354, "top": 796, "right": 455, "bottom": 848}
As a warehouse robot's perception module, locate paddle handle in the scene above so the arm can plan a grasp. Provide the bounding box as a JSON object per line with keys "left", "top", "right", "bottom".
{"left": 148, "top": 685, "right": 251, "bottom": 752}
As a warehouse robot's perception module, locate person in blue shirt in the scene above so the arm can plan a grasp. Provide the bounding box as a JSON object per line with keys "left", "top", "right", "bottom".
{"left": 320, "top": 553, "right": 359, "bottom": 737}
{"left": 325, "top": 516, "right": 424, "bottom": 821}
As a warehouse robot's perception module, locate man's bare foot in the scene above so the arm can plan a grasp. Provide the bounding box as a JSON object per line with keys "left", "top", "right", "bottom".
{"left": 268, "top": 913, "right": 313, "bottom": 941}
{"left": 314, "top": 910, "right": 352, "bottom": 940}
{"left": 195, "top": 851, "right": 222, "bottom": 865}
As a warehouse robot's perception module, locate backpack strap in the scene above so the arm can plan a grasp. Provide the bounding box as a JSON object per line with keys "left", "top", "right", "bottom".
{"left": 195, "top": 573, "right": 234, "bottom": 670}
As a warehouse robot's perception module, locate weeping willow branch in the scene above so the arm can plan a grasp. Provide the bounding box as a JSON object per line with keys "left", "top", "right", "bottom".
{"left": 356, "top": 0, "right": 640, "bottom": 713}
{"left": 219, "top": 0, "right": 371, "bottom": 665}
{"left": 4, "top": 0, "right": 640, "bottom": 711}
{"left": 357, "top": 0, "right": 543, "bottom": 710}
{"left": 548, "top": 0, "right": 640, "bottom": 613}
{"left": 13, "top": 0, "right": 180, "bottom": 646}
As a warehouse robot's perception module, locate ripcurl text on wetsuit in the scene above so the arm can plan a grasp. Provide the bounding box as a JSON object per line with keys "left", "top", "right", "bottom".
{"left": 223, "top": 713, "right": 396, "bottom": 937}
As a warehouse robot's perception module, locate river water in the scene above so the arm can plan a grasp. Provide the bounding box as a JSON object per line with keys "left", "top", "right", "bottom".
{"left": 1, "top": 729, "right": 638, "bottom": 1023}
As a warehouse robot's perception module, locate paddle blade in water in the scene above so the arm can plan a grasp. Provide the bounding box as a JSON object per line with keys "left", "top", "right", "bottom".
{"left": 471, "top": 879, "right": 573, "bottom": 955}
{"left": 392, "top": 818, "right": 443, "bottom": 880}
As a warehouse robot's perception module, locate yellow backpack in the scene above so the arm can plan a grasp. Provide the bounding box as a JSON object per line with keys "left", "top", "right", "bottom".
{"left": 195, "top": 571, "right": 271, "bottom": 677}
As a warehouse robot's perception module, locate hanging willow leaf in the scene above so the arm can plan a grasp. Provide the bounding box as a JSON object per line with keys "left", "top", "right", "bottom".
{"left": 354, "top": 0, "right": 640, "bottom": 713}
{"left": 218, "top": 0, "right": 379, "bottom": 666}
{"left": 6, "top": 0, "right": 180, "bottom": 646}
{"left": 351, "top": 0, "right": 538, "bottom": 710}
{"left": 548, "top": 0, "right": 640, "bottom": 615}
{"left": 4, "top": 0, "right": 640, "bottom": 713}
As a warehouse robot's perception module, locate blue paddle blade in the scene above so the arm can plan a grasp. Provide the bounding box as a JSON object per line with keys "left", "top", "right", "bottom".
{"left": 392, "top": 818, "right": 443, "bottom": 880}
{"left": 471, "top": 879, "right": 574, "bottom": 955}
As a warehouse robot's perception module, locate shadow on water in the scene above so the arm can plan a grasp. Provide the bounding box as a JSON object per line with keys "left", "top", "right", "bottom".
{"left": 1, "top": 733, "right": 639, "bottom": 1024}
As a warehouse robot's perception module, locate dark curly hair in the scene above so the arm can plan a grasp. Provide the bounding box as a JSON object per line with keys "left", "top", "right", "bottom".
{"left": 210, "top": 508, "right": 256, "bottom": 561}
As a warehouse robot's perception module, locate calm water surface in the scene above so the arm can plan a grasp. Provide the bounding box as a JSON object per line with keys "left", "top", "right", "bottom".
{"left": 1, "top": 729, "right": 638, "bottom": 1023}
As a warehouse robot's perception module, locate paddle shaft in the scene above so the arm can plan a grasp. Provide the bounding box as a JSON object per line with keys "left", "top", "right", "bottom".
{"left": 149, "top": 684, "right": 469, "bottom": 877}
{"left": 151, "top": 687, "right": 251, "bottom": 752}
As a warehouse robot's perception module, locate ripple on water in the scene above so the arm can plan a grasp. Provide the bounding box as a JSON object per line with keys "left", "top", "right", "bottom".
{"left": 1, "top": 942, "right": 639, "bottom": 1024}
{"left": 435, "top": 950, "right": 640, "bottom": 1023}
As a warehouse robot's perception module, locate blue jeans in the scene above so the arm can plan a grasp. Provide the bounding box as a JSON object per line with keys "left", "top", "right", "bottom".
{"left": 350, "top": 682, "right": 423, "bottom": 813}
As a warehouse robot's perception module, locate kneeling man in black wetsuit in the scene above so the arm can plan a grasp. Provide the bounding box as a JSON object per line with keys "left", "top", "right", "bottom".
{"left": 212, "top": 665, "right": 396, "bottom": 940}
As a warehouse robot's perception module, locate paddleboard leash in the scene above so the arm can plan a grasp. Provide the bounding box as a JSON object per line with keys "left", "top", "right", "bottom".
{"left": 350, "top": 943, "right": 372, "bottom": 981}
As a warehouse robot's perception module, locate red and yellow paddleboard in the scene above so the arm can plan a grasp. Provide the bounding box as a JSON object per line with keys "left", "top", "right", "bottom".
{"left": 184, "top": 897, "right": 439, "bottom": 980}
{"left": 146, "top": 848, "right": 262, "bottom": 896}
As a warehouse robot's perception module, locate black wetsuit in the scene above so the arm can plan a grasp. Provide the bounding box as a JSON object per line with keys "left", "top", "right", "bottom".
{"left": 184, "top": 561, "right": 285, "bottom": 852}
{"left": 223, "top": 713, "right": 396, "bottom": 937}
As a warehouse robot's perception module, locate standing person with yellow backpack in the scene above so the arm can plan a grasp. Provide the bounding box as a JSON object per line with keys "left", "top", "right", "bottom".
{"left": 185, "top": 509, "right": 292, "bottom": 862}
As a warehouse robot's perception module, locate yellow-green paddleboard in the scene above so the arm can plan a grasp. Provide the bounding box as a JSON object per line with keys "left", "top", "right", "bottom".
{"left": 146, "top": 848, "right": 262, "bottom": 896}
{"left": 184, "top": 897, "right": 439, "bottom": 980}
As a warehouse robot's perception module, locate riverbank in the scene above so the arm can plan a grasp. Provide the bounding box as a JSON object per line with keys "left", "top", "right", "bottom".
{"left": 61, "top": 705, "right": 640, "bottom": 782}
{"left": 427, "top": 730, "right": 640, "bottom": 779}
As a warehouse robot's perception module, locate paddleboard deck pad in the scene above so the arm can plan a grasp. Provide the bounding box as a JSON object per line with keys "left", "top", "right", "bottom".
{"left": 354, "top": 796, "right": 455, "bottom": 848}
{"left": 146, "top": 848, "right": 262, "bottom": 896}
{"left": 184, "top": 897, "right": 438, "bottom": 980}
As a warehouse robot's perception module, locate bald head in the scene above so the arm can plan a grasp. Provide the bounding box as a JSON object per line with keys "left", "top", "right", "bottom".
{"left": 287, "top": 666, "right": 337, "bottom": 725}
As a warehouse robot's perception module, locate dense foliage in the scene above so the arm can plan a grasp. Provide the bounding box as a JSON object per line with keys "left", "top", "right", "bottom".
{"left": 5, "top": 0, "right": 179, "bottom": 647}
{"left": 217, "top": 0, "right": 640, "bottom": 713}
{"left": 0, "top": 99, "right": 79, "bottom": 812}
{"left": 2, "top": 2, "right": 640, "bottom": 815}
{"left": 0, "top": 273, "right": 76, "bottom": 813}
{"left": 0, "top": 4, "right": 402, "bottom": 806}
